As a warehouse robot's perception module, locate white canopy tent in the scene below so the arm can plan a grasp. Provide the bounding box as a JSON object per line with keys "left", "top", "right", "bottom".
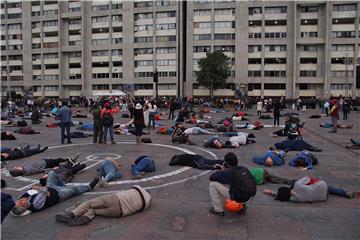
{"left": 92, "top": 90, "right": 127, "bottom": 97}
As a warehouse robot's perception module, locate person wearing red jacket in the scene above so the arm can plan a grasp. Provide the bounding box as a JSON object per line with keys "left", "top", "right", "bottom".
{"left": 100, "top": 102, "right": 119, "bottom": 144}
{"left": 329, "top": 99, "right": 339, "bottom": 133}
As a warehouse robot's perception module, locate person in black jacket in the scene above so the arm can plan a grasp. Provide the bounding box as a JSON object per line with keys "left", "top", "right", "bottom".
{"left": 209, "top": 152, "right": 256, "bottom": 216}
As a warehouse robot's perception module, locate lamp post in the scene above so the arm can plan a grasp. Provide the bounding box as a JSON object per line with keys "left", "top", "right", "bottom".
{"left": 153, "top": 68, "right": 158, "bottom": 100}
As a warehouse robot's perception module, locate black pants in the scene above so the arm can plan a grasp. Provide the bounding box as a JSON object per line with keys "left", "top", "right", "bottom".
{"left": 43, "top": 158, "right": 66, "bottom": 168}
{"left": 168, "top": 109, "right": 175, "bottom": 120}
{"left": 343, "top": 111, "right": 348, "bottom": 120}
{"left": 274, "top": 115, "right": 280, "bottom": 126}
{"left": 93, "top": 120, "right": 103, "bottom": 143}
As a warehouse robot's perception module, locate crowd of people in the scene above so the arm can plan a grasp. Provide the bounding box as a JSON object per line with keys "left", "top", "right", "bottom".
{"left": 1, "top": 93, "right": 359, "bottom": 227}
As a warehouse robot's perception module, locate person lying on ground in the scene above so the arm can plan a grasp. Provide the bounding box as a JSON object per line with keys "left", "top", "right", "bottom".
{"left": 97, "top": 159, "right": 123, "bottom": 187}
{"left": 204, "top": 137, "right": 235, "bottom": 149}
{"left": 252, "top": 149, "right": 286, "bottom": 167}
{"left": 55, "top": 185, "right": 151, "bottom": 226}
{"left": 1, "top": 131, "right": 16, "bottom": 140}
{"left": 274, "top": 139, "right": 322, "bottom": 152}
{"left": 157, "top": 127, "right": 174, "bottom": 135}
{"left": 288, "top": 150, "right": 318, "bottom": 170}
{"left": 345, "top": 139, "right": 360, "bottom": 149}
{"left": 171, "top": 122, "right": 196, "bottom": 145}
{"left": 196, "top": 122, "right": 215, "bottom": 129}
{"left": 272, "top": 115, "right": 304, "bottom": 139}
{"left": 64, "top": 131, "right": 91, "bottom": 138}
{"left": 169, "top": 154, "right": 225, "bottom": 170}
{"left": 14, "top": 127, "right": 40, "bottom": 134}
{"left": 263, "top": 176, "right": 360, "bottom": 202}
{"left": 131, "top": 156, "right": 156, "bottom": 179}
{"left": 236, "top": 121, "right": 264, "bottom": 130}
{"left": 222, "top": 132, "right": 256, "bottom": 138}
{"left": 11, "top": 171, "right": 99, "bottom": 216}
{"left": 228, "top": 133, "right": 256, "bottom": 146}
{"left": 184, "top": 127, "right": 215, "bottom": 135}
{"left": 249, "top": 167, "right": 295, "bottom": 185}
{"left": 208, "top": 153, "right": 256, "bottom": 217}
{"left": 319, "top": 123, "right": 353, "bottom": 129}
{"left": 1, "top": 144, "right": 48, "bottom": 161}
{"left": 7, "top": 120, "right": 27, "bottom": 127}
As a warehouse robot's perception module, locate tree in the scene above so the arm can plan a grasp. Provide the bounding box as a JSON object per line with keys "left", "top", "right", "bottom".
{"left": 196, "top": 51, "right": 231, "bottom": 98}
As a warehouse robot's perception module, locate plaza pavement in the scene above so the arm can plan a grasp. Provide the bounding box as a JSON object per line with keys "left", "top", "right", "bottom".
{"left": 1, "top": 106, "right": 359, "bottom": 240}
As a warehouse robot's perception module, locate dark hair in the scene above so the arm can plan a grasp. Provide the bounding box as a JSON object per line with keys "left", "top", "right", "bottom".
{"left": 295, "top": 159, "right": 305, "bottom": 167}
{"left": 9, "top": 168, "right": 24, "bottom": 177}
{"left": 224, "top": 152, "right": 238, "bottom": 167}
{"left": 312, "top": 158, "right": 318, "bottom": 166}
{"left": 275, "top": 187, "right": 292, "bottom": 201}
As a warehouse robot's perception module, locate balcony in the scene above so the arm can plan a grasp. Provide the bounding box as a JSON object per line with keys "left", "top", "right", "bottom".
{"left": 9, "top": 70, "right": 23, "bottom": 76}
{"left": 299, "top": 63, "right": 317, "bottom": 71}
{"left": 44, "top": 69, "right": 59, "bottom": 75}
{"left": 193, "top": 16, "right": 211, "bottom": 22}
{"left": 69, "top": 35, "right": 81, "bottom": 41}
{"left": 7, "top": 8, "right": 22, "bottom": 14}
{"left": 247, "top": 64, "right": 262, "bottom": 71}
{"left": 248, "top": 52, "right": 261, "bottom": 58}
{"left": 300, "top": 25, "right": 318, "bottom": 32}
{"left": 134, "top": 66, "right": 153, "bottom": 72}
{"left": 32, "top": 27, "right": 41, "bottom": 33}
{"left": 92, "top": 67, "right": 110, "bottom": 73}
{"left": 69, "top": 24, "right": 81, "bottom": 30}
{"left": 214, "top": 15, "right": 235, "bottom": 22}
{"left": 264, "top": 26, "right": 287, "bottom": 33}
{"left": 156, "top": 18, "right": 176, "bottom": 24}
{"left": 300, "top": 12, "right": 318, "bottom": 19}
{"left": 193, "top": 28, "right": 212, "bottom": 34}
{"left": 156, "top": 53, "right": 176, "bottom": 60}
{"left": 264, "top": 64, "right": 286, "bottom": 71}
{"left": 264, "top": 52, "right": 286, "bottom": 58}
{"left": 32, "top": 38, "right": 41, "bottom": 43}
{"left": 32, "top": 70, "right": 42, "bottom": 75}
{"left": 156, "top": 29, "right": 176, "bottom": 36}
{"left": 32, "top": 59, "right": 41, "bottom": 64}
{"left": 43, "top": 4, "right": 58, "bottom": 11}
{"left": 264, "top": 13, "right": 287, "bottom": 20}
{"left": 8, "top": 60, "right": 22, "bottom": 65}
{"left": 331, "top": 51, "right": 354, "bottom": 58}
{"left": 69, "top": 57, "right": 81, "bottom": 63}
{"left": 299, "top": 52, "right": 318, "bottom": 58}
{"left": 330, "top": 64, "right": 354, "bottom": 71}
{"left": 91, "top": 56, "right": 110, "bottom": 62}
{"left": 43, "top": 26, "right": 59, "bottom": 32}
{"left": 332, "top": 11, "right": 356, "bottom": 19}
{"left": 248, "top": 26, "right": 262, "bottom": 33}
{"left": 112, "top": 67, "right": 123, "bottom": 73}
{"left": 249, "top": 13, "right": 262, "bottom": 21}
{"left": 69, "top": 68, "right": 81, "bottom": 74}
{"left": 332, "top": 24, "right": 355, "bottom": 32}
{"left": 44, "top": 58, "right": 59, "bottom": 64}
{"left": 92, "top": 22, "right": 109, "bottom": 29}
{"left": 111, "top": 55, "right": 122, "bottom": 61}
{"left": 214, "top": 28, "right": 235, "bottom": 34}
{"left": 134, "top": 30, "right": 154, "bottom": 37}
{"left": 134, "top": 54, "right": 153, "bottom": 61}
{"left": 43, "top": 37, "right": 59, "bottom": 43}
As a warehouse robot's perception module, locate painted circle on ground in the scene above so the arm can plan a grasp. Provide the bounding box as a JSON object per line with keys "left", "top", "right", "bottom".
{"left": 86, "top": 153, "right": 122, "bottom": 161}
{"left": 6, "top": 141, "right": 217, "bottom": 192}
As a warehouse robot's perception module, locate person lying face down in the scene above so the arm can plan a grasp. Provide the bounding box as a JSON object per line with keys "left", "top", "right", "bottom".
{"left": 169, "top": 154, "right": 224, "bottom": 170}
{"left": 55, "top": 185, "right": 152, "bottom": 226}
{"left": 288, "top": 150, "right": 318, "bottom": 170}
{"left": 252, "top": 150, "right": 286, "bottom": 167}
{"left": 1, "top": 131, "right": 16, "bottom": 140}
{"left": 274, "top": 139, "right": 322, "bottom": 152}
{"left": 263, "top": 176, "right": 360, "bottom": 202}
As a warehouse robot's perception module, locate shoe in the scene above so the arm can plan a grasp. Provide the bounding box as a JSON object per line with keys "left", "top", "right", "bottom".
{"left": 238, "top": 204, "right": 247, "bottom": 215}
{"left": 269, "top": 146, "right": 274, "bottom": 151}
{"left": 68, "top": 141, "right": 73, "bottom": 144}
{"left": 89, "top": 177, "right": 99, "bottom": 190}
{"left": 42, "top": 146, "right": 49, "bottom": 152}
{"left": 56, "top": 211, "right": 75, "bottom": 223}
{"left": 209, "top": 207, "right": 224, "bottom": 217}
{"left": 350, "top": 139, "right": 356, "bottom": 144}
{"left": 67, "top": 216, "right": 91, "bottom": 226}
{"left": 111, "top": 141, "right": 116, "bottom": 144}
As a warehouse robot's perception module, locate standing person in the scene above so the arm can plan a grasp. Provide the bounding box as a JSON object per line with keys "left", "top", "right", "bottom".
{"left": 273, "top": 100, "right": 281, "bottom": 127}
{"left": 56, "top": 102, "right": 72, "bottom": 144}
{"left": 129, "top": 98, "right": 145, "bottom": 144}
{"left": 329, "top": 99, "right": 339, "bottom": 133}
{"left": 324, "top": 100, "right": 330, "bottom": 116}
{"left": 342, "top": 99, "right": 350, "bottom": 120}
{"left": 91, "top": 104, "right": 103, "bottom": 144}
{"left": 100, "top": 102, "right": 118, "bottom": 144}
{"left": 147, "top": 101, "right": 158, "bottom": 130}
{"left": 256, "top": 99, "right": 263, "bottom": 117}
{"left": 168, "top": 98, "right": 175, "bottom": 120}
{"left": 208, "top": 153, "right": 256, "bottom": 216}
{"left": 296, "top": 98, "right": 301, "bottom": 111}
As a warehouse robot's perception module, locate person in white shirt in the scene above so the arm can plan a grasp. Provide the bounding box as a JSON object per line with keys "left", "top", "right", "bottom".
{"left": 256, "top": 100, "right": 263, "bottom": 117}
{"left": 147, "top": 100, "right": 158, "bottom": 129}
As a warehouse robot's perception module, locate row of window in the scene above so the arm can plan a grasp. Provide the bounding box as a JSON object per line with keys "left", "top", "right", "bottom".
{"left": 249, "top": 32, "right": 287, "bottom": 39}
{"left": 135, "top": 23, "right": 176, "bottom": 31}
{"left": 193, "top": 21, "right": 235, "bottom": 29}
{"left": 193, "top": 33, "right": 235, "bottom": 41}
{"left": 91, "top": 38, "right": 122, "bottom": 45}
{"left": 249, "top": 6, "right": 287, "bottom": 15}
{"left": 32, "top": 10, "right": 58, "bottom": 17}
{"left": 135, "top": 60, "right": 176, "bottom": 67}
{"left": 135, "top": 11, "right": 176, "bottom": 20}
{"left": 92, "top": 3, "right": 123, "bottom": 12}
{"left": 134, "top": 35, "right": 176, "bottom": 43}
{"left": 134, "top": 72, "right": 176, "bottom": 78}
{"left": 194, "top": 8, "right": 235, "bottom": 16}
{"left": 92, "top": 73, "right": 123, "bottom": 79}
{"left": 92, "top": 15, "right": 123, "bottom": 23}
{"left": 249, "top": 45, "right": 287, "bottom": 52}
{"left": 134, "top": 1, "right": 176, "bottom": 8}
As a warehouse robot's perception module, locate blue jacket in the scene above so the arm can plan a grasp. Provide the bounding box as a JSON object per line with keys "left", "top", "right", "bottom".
{"left": 57, "top": 106, "right": 72, "bottom": 123}
{"left": 252, "top": 150, "right": 286, "bottom": 166}
{"left": 289, "top": 150, "right": 314, "bottom": 169}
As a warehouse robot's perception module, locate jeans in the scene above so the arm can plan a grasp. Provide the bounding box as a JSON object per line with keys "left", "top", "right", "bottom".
{"left": 328, "top": 186, "right": 349, "bottom": 198}
{"left": 46, "top": 171, "right": 90, "bottom": 201}
{"left": 99, "top": 160, "right": 123, "bottom": 182}
{"left": 131, "top": 157, "right": 156, "bottom": 176}
{"left": 331, "top": 116, "right": 338, "bottom": 132}
{"left": 148, "top": 112, "right": 156, "bottom": 128}
{"left": 60, "top": 122, "right": 71, "bottom": 144}
{"left": 24, "top": 146, "right": 43, "bottom": 156}
{"left": 103, "top": 126, "right": 114, "bottom": 142}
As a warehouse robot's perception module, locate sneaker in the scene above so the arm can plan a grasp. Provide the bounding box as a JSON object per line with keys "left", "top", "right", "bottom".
{"left": 209, "top": 207, "right": 224, "bottom": 217}
{"left": 238, "top": 204, "right": 247, "bottom": 215}
{"left": 89, "top": 177, "right": 99, "bottom": 190}
{"left": 67, "top": 216, "right": 91, "bottom": 226}
{"left": 111, "top": 141, "right": 116, "bottom": 144}
{"left": 56, "top": 211, "right": 75, "bottom": 223}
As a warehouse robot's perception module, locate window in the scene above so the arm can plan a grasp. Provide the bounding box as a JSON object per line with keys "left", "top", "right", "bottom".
{"left": 134, "top": 37, "right": 153, "bottom": 43}
{"left": 8, "top": 34, "right": 22, "bottom": 40}
{"left": 193, "top": 46, "right": 210, "bottom": 53}
{"left": 43, "top": 20, "right": 58, "bottom": 27}
{"left": 112, "top": 15, "right": 122, "bottom": 22}
{"left": 92, "top": 62, "right": 109, "bottom": 67}
{"left": 158, "top": 84, "right": 176, "bottom": 90}
{"left": 92, "top": 39, "right": 109, "bottom": 45}
{"left": 43, "top": 75, "right": 59, "bottom": 81}
{"left": 264, "top": 71, "right": 286, "bottom": 77}
{"left": 136, "top": 24, "right": 154, "bottom": 31}
{"left": 135, "top": 60, "right": 153, "bottom": 67}
{"left": 248, "top": 45, "right": 262, "bottom": 53}
{"left": 265, "top": 6, "right": 287, "bottom": 14}
{"left": 9, "top": 65, "right": 22, "bottom": 71}
{"left": 214, "top": 21, "right": 235, "bottom": 28}
{"left": 156, "top": 11, "right": 176, "bottom": 18}
{"left": 7, "top": 2, "right": 21, "bottom": 8}
{"left": 135, "top": 12, "right": 153, "bottom": 20}
{"left": 156, "top": 59, "right": 176, "bottom": 66}
{"left": 156, "top": 23, "right": 176, "bottom": 30}
{"left": 9, "top": 76, "right": 23, "bottom": 81}
{"left": 43, "top": 10, "right": 58, "bottom": 16}
{"left": 111, "top": 38, "right": 122, "bottom": 44}
{"left": 264, "top": 83, "right": 286, "bottom": 89}
{"left": 32, "top": 43, "right": 41, "bottom": 49}
{"left": 44, "top": 64, "right": 58, "bottom": 69}
{"left": 92, "top": 50, "right": 109, "bottom": 56}
{"left": 193, "top": 22, "right": 212, "bottom": 29}
{"left": 32, "top": 11, "right": 40, "bottom": 16}
{"left": 8, "top": 23, "right": 21, "bottom": 30}
{"left": 193, "top": 34, "right": 211, "bottom": 41}
{"left": 134, "top": 84, "right": 153, "bottom": 90}
{"left": 134, "top": 1, "right": 153, "bottom": 8}
{"left": 300, "top": 6, "right": 318, "bottom": 13}
{"left": 300, "top": 58, "right": 317, "bottom": 64}
{"left": 265, "top": 58, "right": 286, "bottom": 64}
{"left": 332, "top": 31, "right": 356, "bottom": 38}
{"left": 8, "top": 55, "right": 22, "bottom": 61}
{"left": 69, "top": 40, "right": 81, "bottom": 46}
{"left": 112, "top": 72, "right": 123, "bottom": 78}
{"left": 248, "top": 58, "right": 261, "bottom": 64}
{"left": 69, "top": 52, "right": 81, "bottom": 58}
{"left": 134, "top": 72, "right": 153, "bottom": 78}
{"left": 248, "top": 83, "right": 261, "bottom": 90}
{"left": 135, "top": 48, "right": 153, "bottom": 55}
{"left": 248, "top": 33, "right": 261, "bottom": 39}
{"left": 333, "top": 4, "right": 356, "bottom": 12}
{"left": 194, "top": 9, "right": 211, "bottom": 16}
{"left": 8, "top": 13, "right": 22, "bottom": 19}
{"left": 331, "top": 71, "right": 354, "bottom": 77}
{"left": 155, "top": 1, "right": 176, "bottom": 7}
{"left": 112, "top": 3, "right": 122, "bottom": 9}
{"left": 300, "top": 71, "right": 317, "bottom": 77}
{"left": 300, "top": 45, "right": 318, "bottom": 51}
{"left": 214, "top": 33, "right": 235, "bottom": 40}
{"left": 33, "top": 75, "right": 42, "bottom": 80}
{"left": 92, "top": 16, "right": 109, "bottom": 23}
{"left": 43, "top": 53, "right": 59, "bottom": 59}
{"left": 8, "top": 44, "right": 22, "bottom": 50}
{"left": 169, "top": 72, "right": 176, "bottom": 77}
{"left": 112, "top": 49, "right": 122, "bottom": 56}
{"left": 301, "top": 32, "right": 318, "bottom": 38}
{"left": 69, "top": 19, "right": 81, "bottom": 25}
{"left": 69, "top": 63, "right": 80, "bottom": 68}
{"left": 249, "top": 7, "right": 262, "bottom": 15}
{"left": 92, "top": 73, "right": 110, "bottom": 79}
{"left": 92, "top": 4, "right": 109, "bottom": 11}
{"left": 330, "top": 84, "right": 352, "bottom": 90}
{"left": 264, "top": 45, "right": 287, "bottom": 52}
{"left": 215, "top": 8, "right": 235, "bottom": 16}
{"left": 265, "top": 32, "right": 287, "bottom": 39}
{"left": 331, "top": 44, "right": 354, "bottom": 51}
{"left": 113, "top": 61, "right": 122, "bottom": 66}
{"left": 248, "top": 71, "right": 261, "bottom": 77}
{"left": 214, "top": 46, "right": 235, "bottom": 52}
{"left": 92, "top": 84, "right": 109, "bottom": 90}
{"left": 301, "top": 19, "right": 318, "bottom": 25}
{"left": 156, "top": 47, "right": 176, "bottom": 54}
{"left": 68, "top": 85, "right": 82, "bottom": 91}
{"left": 156, "top": 36, "right": 176, "bottom": 42}
{"left": 69, "top": 74, "right": 81, "bottom": 79}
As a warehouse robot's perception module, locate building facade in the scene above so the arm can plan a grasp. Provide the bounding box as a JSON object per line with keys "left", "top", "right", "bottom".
{"left": 1, "top": 0, "right": 360, "bottom": 99}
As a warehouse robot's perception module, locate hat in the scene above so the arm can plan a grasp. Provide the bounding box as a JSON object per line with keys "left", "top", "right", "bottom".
{"left": 225, "top": 199, "right": 244, "bottom": 212}
{"left": 135, "top": 103, "right": 142, "bottom": 110}
{"left": 275, "top": 187, "right": 292, "bottom": 201}
{"left": 104, "top": 102, "right": 110, "bottom": 108}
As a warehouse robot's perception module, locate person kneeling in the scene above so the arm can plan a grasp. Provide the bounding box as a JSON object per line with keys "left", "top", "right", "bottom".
{"left": 208, "top": 153, "right": 256, "bottom": 216}
{"left": 56, "top": 185, "right": 151, "bottom": 226}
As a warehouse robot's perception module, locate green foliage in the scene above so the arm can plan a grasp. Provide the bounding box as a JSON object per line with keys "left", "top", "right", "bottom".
{"left": 196, "top": 51, "right": 231, "bottom": 97}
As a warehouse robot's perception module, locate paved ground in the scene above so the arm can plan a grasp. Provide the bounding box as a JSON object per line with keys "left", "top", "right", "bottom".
{"left": 1, "top": 106, "right": 360, "bottom": 240}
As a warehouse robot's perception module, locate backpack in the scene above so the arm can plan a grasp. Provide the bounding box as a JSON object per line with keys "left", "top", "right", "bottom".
{"left": 102, "top": 111, "right": 114, "bottom": 127}
{"left": 231, "top": 166, "right": 257, "bottom": 202}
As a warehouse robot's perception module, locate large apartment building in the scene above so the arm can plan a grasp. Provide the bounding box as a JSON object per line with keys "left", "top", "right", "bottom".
{"left": 1, "top": 0, "right": 360, "bottom": 99}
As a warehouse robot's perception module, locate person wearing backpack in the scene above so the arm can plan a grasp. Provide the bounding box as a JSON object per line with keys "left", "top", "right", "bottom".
{"left": 100, "top": 102, "right": 119, "bottom": 144}
{"left": 208, "top": 152, "right": 256, "bottom": 216}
